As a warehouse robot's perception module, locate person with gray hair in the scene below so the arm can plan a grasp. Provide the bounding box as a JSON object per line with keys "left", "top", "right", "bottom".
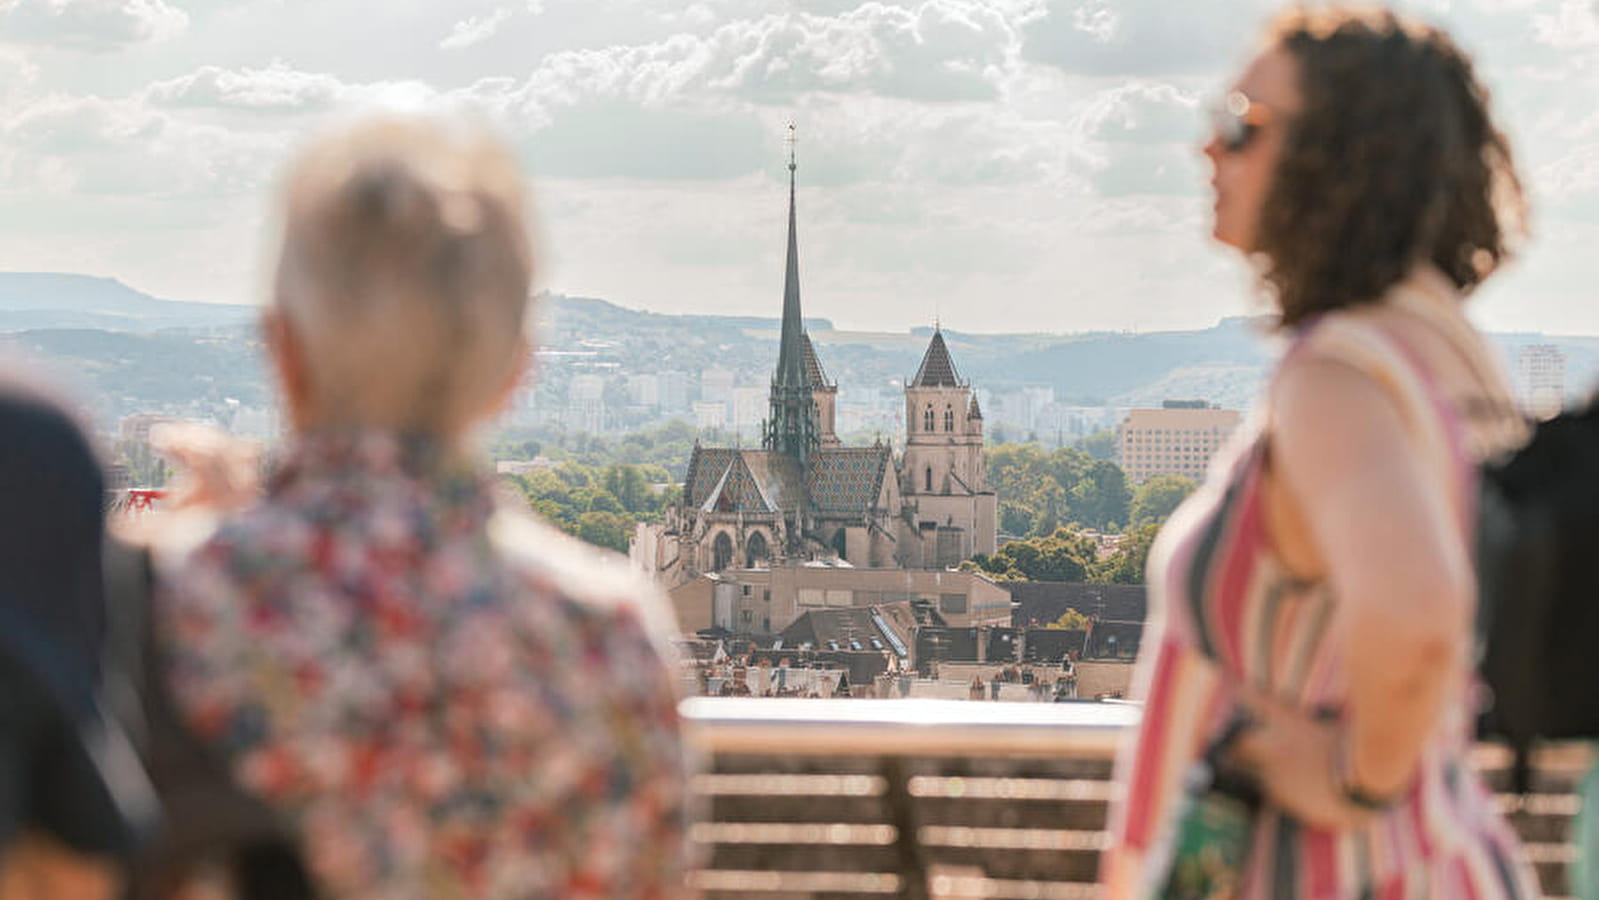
{"left": 154, "top": 116, "right": 690, "bottom": 900}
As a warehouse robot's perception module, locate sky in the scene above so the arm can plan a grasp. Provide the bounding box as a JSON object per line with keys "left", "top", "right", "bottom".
{"left": 1, "top": 0, "right": 1598, "bottom": 336}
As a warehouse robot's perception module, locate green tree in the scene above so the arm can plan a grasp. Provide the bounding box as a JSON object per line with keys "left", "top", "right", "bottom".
{"left": 1089, "top": 522, "right": 1161, "bottom": 584}
{"left": 986, "top": 443, "right": 1131, "bottom": 538}
{"left": 967, "top": 528, "right": 1097, "bottom": 582}
{"left": 506, "top": 460, "right": 671, "bottom": 553}
{"left": 1074, "top": 428, "right": 1118, "bottom": 462}
{"left": 1069, "top": 459, "right": 1131, "bottom": 531}
{"left": 603, "top": 464, "right": 652, "bottom": 513}
{"left": 1129, "top": 474, "right": 1198, "bottom": 528}
{"left": 578, "top": 487, "right": 624, "bottom": 514}
{"left": 577, "top": 510, "right": 634, "bottom": 553}
{"left": 1048, "top": 608, "right": 1092, "bottom": 630}
{"left": 999, "top": 501, "right": 1034, "bottom": 538}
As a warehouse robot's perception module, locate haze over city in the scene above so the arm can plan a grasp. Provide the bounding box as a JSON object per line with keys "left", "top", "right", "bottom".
{"left": 4, "top": 0, "right": 1599, "bottom": 335}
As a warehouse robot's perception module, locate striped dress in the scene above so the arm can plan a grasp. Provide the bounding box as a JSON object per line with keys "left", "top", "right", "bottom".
{"left": 1102, "top": 282, "right": 1538, "bottom": 900}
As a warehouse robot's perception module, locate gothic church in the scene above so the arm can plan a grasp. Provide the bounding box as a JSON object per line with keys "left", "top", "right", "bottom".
{"left": 644, "top": 141, "right": 997, "bottom": 583}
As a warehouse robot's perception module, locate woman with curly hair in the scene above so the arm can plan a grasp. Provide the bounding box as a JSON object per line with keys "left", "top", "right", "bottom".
{"left": 1102, "top": 7, "right": 1537, "bottom": 900}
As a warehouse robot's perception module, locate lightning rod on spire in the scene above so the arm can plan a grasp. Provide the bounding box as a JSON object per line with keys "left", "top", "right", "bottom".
{"left": 787, "top": 121, "right": 796, "bottom": 174}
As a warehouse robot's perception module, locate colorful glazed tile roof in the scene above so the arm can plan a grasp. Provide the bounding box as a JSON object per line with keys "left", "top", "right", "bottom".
{"left": 683, "top": 447, "right": 805, "bottom": 514}
{"left": 807, "top": 446, "right": 892, "bottom": 513}
{"left": 684, "top": 445, "right": 892, "bottom": 516}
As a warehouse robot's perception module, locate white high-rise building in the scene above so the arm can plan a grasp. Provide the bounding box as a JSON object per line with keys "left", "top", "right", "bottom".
{"left": 700, "top": 368, "right": 735, "bottom": 406}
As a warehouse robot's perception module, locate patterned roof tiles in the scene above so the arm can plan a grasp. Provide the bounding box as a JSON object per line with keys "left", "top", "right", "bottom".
{"left": 801, "top": 334, "right": 834, "bottom": 389}
{"left": 684, "top": 447, "right": 805, "bottom": 514}
{"left": 807, "top": 446, "right": 892, "bottom": 513}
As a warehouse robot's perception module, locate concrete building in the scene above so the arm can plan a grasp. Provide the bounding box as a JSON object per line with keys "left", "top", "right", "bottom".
{"left": 1115, "top": 401, "right": 1242, "bottom": 483}
{"left": 731, "top": 386, "right": 769, "bottom": 436}
{"left": 666, "top": 565, "right": 1012, "bottom": 637}
{"left": 627, "top": 373, "right": 661, "bottom": 409}
{"left": 693, "top": 401, "right": 728, "bottom": 431}
{"left": 659, "top": 371, "right": 691, "bottom": 413}
{"left": 117, "top": 412, "right": 181, "bottom": 444}
{"left": 565, "top": 373, "right": 608, "bottom": 433}
{"left": 700, "top": 367, "right": 736, "bottom": 407}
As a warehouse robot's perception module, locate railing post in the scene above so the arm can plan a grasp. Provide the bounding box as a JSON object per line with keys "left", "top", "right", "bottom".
{"left": 880, "top": 755, "right": 930, "bottom": 900}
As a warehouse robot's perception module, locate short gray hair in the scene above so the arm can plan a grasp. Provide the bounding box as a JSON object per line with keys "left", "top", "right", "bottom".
{"left": 272, "top": 114, "right": 534, "bottom": 434}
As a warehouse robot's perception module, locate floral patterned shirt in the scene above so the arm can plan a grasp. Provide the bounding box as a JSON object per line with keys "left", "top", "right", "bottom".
{"left": 156, "top": 432, "right": 689, "bottom": 900}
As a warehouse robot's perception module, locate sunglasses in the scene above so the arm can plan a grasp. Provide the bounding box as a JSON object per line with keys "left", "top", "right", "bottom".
{"left": 1208, "top": 91, "right": 1275, "bottom": 154}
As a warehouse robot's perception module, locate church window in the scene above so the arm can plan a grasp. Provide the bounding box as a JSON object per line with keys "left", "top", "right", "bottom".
{"left": 925, "top": 466, "right": 933, "bottom": 492}
{"left": 943, "top": 406, "right": 954, "bottom": 432}
{"left": 746, "top": 531, "right": 770, "bottom": 567}
{"left": 832, "top": 529, "right": 849, "bottom": 561}
{"left": 923, "top": 405, "right": 934, "bottom": 432}
{"left": 712, "top": 532, "right": 734, "bottom": 571}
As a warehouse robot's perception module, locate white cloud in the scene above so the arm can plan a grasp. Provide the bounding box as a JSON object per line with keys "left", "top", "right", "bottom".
{"left": 0, "top": 48, "right": 40, "bottom": 113}
{"left": 0, "top": 0, "right": 1595, "bottom": 336}
{"left": 144, "top": 62, "right": 353, "bottom": 112}
{"left": 1532, "top": 0, "right": 1599, "bottom": 47}
{"left": 441, "top": 7, "right": 513, "bottom": 51}
{"left": 1, "top": 87, "right": 284, "bottom": 200}
{"left": 0, "top": 0, "right": 188, "bottom": 52}
{"left": 1022, "top": 0, "right": 1274, "bottom": 76}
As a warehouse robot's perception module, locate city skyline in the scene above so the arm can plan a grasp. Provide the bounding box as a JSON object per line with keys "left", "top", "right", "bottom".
{"left": 3, "top": 0, "right": 1599, "bottom": 336}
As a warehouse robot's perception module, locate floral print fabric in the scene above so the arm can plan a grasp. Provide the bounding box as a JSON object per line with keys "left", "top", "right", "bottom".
{"left": 157, "top": 432, "right": 688, "bottom": 900}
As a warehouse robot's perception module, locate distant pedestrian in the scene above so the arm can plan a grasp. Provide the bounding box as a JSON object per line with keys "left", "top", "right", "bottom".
{"left": 154, "top": 115, "right": 689, "bottom": 900}
{"left": 1103, "top": 7, "right": 1536, "bottom": 899}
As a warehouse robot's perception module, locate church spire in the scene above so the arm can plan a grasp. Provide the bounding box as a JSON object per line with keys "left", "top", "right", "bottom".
{"left": 773, "top": 122, "right": 807, "bottom": 392}
{"left": 765, "top": 122, "right": 820, "bottom": 465}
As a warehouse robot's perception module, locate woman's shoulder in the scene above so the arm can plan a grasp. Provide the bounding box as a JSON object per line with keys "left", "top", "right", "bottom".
{"left": 1285, "top": 285, "right": 1523, "bottom": 460}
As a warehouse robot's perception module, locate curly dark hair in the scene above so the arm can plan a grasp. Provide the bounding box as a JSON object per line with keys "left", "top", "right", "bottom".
{"left": 1254, "top": 5, "right": 1526, "bottom": 327}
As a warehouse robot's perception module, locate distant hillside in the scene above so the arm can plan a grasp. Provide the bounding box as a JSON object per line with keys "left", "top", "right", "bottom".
{"left": 3, "top": 327, "right": 270, "bottom": 426}
{"left": 0, "top": 272, "right": 256, "bottom": 331}
{"left": 539, "top": 292, "right": 832, "bottom": 345}
{"left": 5, "top": 273, "right": 1597, "bottom": 431}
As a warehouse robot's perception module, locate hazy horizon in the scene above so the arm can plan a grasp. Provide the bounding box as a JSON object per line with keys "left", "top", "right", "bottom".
{"left": 3, "top": 0, "right": 1598, "bottom": 336}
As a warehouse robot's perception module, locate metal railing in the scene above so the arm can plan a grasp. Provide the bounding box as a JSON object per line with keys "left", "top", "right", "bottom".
{"left": 680, "top": 698, "right": 1586, "bottom": 900}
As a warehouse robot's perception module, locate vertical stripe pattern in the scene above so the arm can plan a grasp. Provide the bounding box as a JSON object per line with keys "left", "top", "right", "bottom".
{"left": 1103, "top": 296, "right": 1540, "bottom": 900}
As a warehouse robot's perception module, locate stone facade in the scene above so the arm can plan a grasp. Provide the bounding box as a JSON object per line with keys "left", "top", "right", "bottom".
{"left": 634, "top": 147, "right": 996, "bottom": 587}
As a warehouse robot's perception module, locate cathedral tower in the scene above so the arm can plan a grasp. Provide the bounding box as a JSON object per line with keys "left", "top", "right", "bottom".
{"left": 902, "top": 328, "right": 996, "bottom": 563}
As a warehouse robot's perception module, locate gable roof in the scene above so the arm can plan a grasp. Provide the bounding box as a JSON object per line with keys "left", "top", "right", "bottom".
{"left": 776, "top": 600, "right": 917, "bottom": 659}
{"left": 808, "top": 445, "right": 893, "bottom": 513}
{"left": 800, "top": 333, "right": 834, "bottom": 389}
{"left": 684, "top": 447, "right": 805, "bottom": 513}
{"left": 697, "top": 453, "right": 778, "bottom": 514}
{"left": 910, "top": 329, "right": 963, "bottom": 388}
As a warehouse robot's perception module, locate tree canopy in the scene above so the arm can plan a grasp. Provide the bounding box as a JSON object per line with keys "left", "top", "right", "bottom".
{"left": 986, "top": 443, "right": 1130, "bottom": 536}
{"left": 1129, "top": 474, "right": 1198, "bottom": 529}
{"left": 505, "top": 461, "right": 676, "bottom": 553}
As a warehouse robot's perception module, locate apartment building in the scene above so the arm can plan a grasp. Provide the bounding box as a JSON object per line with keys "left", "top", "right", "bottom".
{"left": 1116, "top": 402, "right": 1242, "bottom": 484}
